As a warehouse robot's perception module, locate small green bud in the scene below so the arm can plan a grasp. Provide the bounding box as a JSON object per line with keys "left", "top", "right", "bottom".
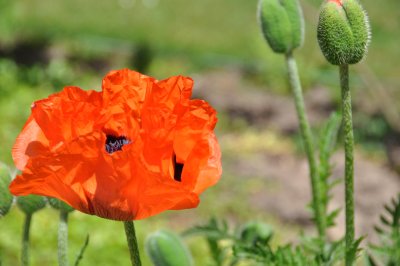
{"left": 317, "top": 0, "right": 371, "bottom": 65}
{"left": 238, "top": 221, "right": 274, "bottom": 246}
{"left": 17, "top": 195, "right": 46, "bottom": 215}
{"left": 146, "top": 230, "right": 193, "bottom": 266}
{"left": 0, "top": 165, "right": 13, "bottom": 218}
{"left": 258, "top": 0, "right": 305, "bottom": 54}
{"left": 48, "top": 197, "right": 74, "bottom": 213}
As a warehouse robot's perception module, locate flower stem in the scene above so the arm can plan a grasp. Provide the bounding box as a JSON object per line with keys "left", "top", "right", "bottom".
{"left": 58, "top": 210, "right": 69, "bottom": 266}
{"left": 123, "top": 221, "right": 141, "bottom": 266}
{"left": 285, "top": 52, "right": 326, "bottom": 239}
{"left": 21, "top": 213, "right": 32, "bottom": 266}
{"left": 340, "top": 64, "right": 355, "bottom": 266}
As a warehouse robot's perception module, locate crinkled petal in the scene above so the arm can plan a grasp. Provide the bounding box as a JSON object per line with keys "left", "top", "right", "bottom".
{"left": 102, "top": 69, "right": 153, "bottom": 110}
{"left": 181, "top": 132, "right": 222, "bottom": 194}
{"left": 32, "top": 86, "right": 102, "bottom": 146}
{"left": 101, "top": 69, "right": 153, "bottom": 139}
{"left": 173, "top": 99, "right": 217, "bottom": 163}
{"left": 12, "top": 115, "right": 49, "bottom": 170}
{"left": 10, "top": 133, "right": 141, "bottom": 220}
{"left": 152, "top": 75, "right": 193, "bottom": 110}
{"left": 140, "top": 76, "right": 194, "bottom": 169}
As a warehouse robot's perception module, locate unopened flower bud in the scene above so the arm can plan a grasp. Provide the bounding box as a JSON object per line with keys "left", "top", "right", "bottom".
{"left": 0, "top": 165, "right": 13, "bottom": 217}
{"left": 317, "top": 0, "right": 371, "bottom": 65}
{"left": 146, "top": 230, "right": 193, "bottom": 266}
{"left": 17, "top": 195, "right": 46, "bottom": 215}
{"left": 258, "top": 0, "right": 304, "bottom": 54}
{"left": 48, "top": 197, "right": 74, "bottom": 213}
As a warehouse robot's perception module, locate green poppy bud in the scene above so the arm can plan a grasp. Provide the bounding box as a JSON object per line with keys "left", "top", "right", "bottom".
{"left": 146, "top": 230, "right": 193, "bottom": 266}
{"left": 48, "top": 197, "right": 74, "bottom": 213}
{"left": 258, "top": 0, "right": 305, "bottom": 54}
{"left": 239, "top": 221, "right": 274, "bottom": 246}
{"left": 0, "top": 165, "right": 13, "bottom": 217}
{"left": 317, "top": 0, "right": 371, "bottom": 65}
{"left": 17, "top": 195, "right": 46, "bottom": 215}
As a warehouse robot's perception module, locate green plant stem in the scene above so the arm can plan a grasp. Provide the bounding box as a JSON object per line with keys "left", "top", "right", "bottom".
{"left": 285, "top": 52, "right": 325, "bottom": 239}
{"left": 58, "top": 210, "right": 69, "bottom": 266}
{"left": 340, "top": 64, "right": 355, "bottom": 266}
{"left": 124, "top": 221, "right": 142, "bottom": 266}
{"left": 21, "top": 213, "right": 32, "bottom": 266}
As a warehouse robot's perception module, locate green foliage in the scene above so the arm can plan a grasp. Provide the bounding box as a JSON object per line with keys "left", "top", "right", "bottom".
{"left": 317, "top": 0, "right": 371, "bottom": 65}
{"left": 74, "top": 235, "right": 89, "bottom": 266}
{"left": 184, "top": 218, "right": 231, "bottom": 265}
{"left": 146, "top": 230, "right": 193, "bottom": 266}
{"left": 0, "top": 164, "right": 13, "bottom": 218}
{"left": 301, "top": 236, "right": 345, "bottom": 265}
{"left": 258, "top": 0, "right": 304, "bottom": 54}
{"left": 318, "top": 112, "right": 342, "bottom": 228}
{"left": 238, "top": 221, "right": 273, "bottom": 247}
{"left": 234, "top": 244, "right": 316, "bottom": 266}
{"left": 185, "top": 218, "right": 349, "bottom": 265}
{"left": 369, "top": 194, "right": 400, "bottom": 265}
{"left": 17, "top": 195, "right": 46, "bottom": 215}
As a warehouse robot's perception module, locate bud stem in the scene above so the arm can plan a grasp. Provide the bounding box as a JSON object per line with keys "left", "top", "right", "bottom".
{"left": 123, "top": 221, "right": 142, "bottom": 266}
{"left": 339, "top": 64, "right": 355, "bottom": 266}
{"left": 285, "top": 52, "right": 326, "bottom": 239}
{"left": 21, "top": 213, "right": 32, "bottom": 266}
{"left": 58, "top": 210, "right": 69, "bottom": 266}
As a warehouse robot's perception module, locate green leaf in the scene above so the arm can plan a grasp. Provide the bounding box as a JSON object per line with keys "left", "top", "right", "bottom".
{"left": 370, "top": 194, "right": 400, "bottom": 264}
{"left": 183, "top": 217, "right": 231, "bottom": 240}
{"left": 74, "top": 235, "right": 89, "bottom": 266}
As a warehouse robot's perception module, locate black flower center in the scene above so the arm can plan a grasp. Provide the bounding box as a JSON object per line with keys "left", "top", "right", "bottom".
{"left": 173, "top": 153, "right": 184, "bottom": 182}
{"left": 105, "top": 135, "right": 130, "bottom": 154}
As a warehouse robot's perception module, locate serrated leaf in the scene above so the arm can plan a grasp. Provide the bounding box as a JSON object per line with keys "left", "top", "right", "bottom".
{"left": 319, "top": 112, "right": 341, "bottom": 165}
{"left": 327, "top": 208, "right": 341, "bottom": 227}
{"left": 369, "top": 194, "right": 400, "bottom": 265}
{"left": 347, "top": 236, "right": 364, "bottom": 263}
{"left": 373, "top": 225, "right": 385, "bottom": 235}
{"left": 384, "top": 204, "right": 394, "bottom": 216}
{"left": 380, "top": 215, "right": 391, "bottom": 226}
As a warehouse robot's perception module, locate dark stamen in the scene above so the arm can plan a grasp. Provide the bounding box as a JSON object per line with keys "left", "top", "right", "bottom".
{"left": 105, "top": 135, "right": 130, "bottom": 154}
{"left": 173, "top": 153, "right": 184, "bottom": 182}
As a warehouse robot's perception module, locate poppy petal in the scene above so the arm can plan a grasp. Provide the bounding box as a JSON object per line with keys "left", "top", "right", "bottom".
{"left": 152, "top": 75, "right": 193, "bottom": 110}
{"left": 173, "top": 99, "right": 217, "bottom": 163}
{"left": 12, "top": 115, "right": 49, "bottom": 170}
{"left": 181, "top": 132, "right": 222, "bottom": 194}
{"left": 102, "top": 69, "right": 153, "bottom": 113}
{"left": 31, "top": 86, "right": 102, "bottom": 146}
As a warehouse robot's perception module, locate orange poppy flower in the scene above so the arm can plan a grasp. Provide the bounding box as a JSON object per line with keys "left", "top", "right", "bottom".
{"left": 10, "top": 69, "right": 222, "bottom": 221}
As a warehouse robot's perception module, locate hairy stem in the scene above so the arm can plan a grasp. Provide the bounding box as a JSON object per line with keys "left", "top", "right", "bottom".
{"left": 124, "top": 221, "right": 141, "bottom": 266}
{"left": 340, "top": 64, "right": 355, "bottom": 266}
{"left": 286, "top": 52, "right": 326, "bottom": 239}
{"left": 21, "top": 214, "right": 32, "bottom": 266}
{"left": 58, "top": 210, "right": 69, "bottom": 266}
